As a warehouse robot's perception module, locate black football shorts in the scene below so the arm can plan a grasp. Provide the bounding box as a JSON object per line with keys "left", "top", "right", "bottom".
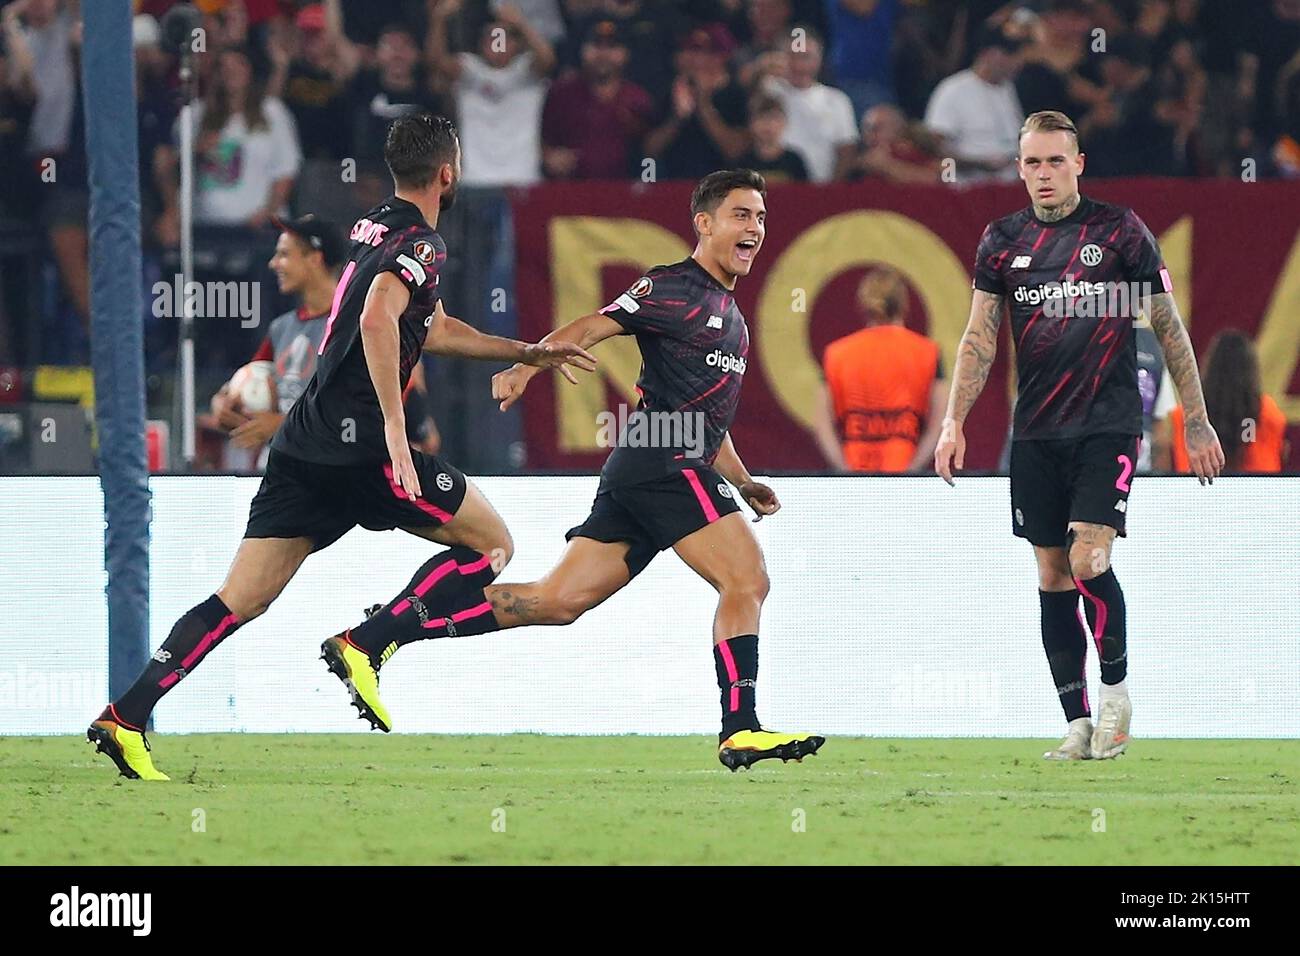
{"left": 1009, "top": 432, "right": 1142, "bottom": 547}
{"left": 245, "top": 448, "right": 468, "bottom": 552}
{"left": 566, "top": 466, "right": 742, "bottom": 577}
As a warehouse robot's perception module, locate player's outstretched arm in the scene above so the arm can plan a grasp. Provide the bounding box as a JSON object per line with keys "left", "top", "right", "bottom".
{"left": 424, "top": 299, "right": 597, "bottom": 374}
{"left": 361, "top": 271, "right": 421, "bottom": 499}
{"left": 1144, "top": 290, "right": 1225, "bottom": 484}
{"left": 491, "top": 312, "right": 624, "bottom": 411}
{"left": 935, "top": 289, "right": 1004, "bottom": 485}
{"left": 716, "top": 431, "right": 780, "bottom": 518}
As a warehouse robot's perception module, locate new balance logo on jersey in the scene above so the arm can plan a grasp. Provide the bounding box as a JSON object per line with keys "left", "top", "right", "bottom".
{"left": 1114, "top": 499, "right": 1127, "bottom": 513}
{"left": 1013, "top": 278, "right": 1107, "bottom": 306}
{"left": 706, "top": 350, "right": 747, "bottom": 374}
{"left": 707, "top": 314, "right": 724, "bottom": 329}
{"left": 1011, "top": 255, "right": 1032, "bottom": 268}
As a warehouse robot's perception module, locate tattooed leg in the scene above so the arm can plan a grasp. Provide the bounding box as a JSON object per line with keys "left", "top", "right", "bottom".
{"left": 485, "top": 538, "right": 633, "bottom": 629}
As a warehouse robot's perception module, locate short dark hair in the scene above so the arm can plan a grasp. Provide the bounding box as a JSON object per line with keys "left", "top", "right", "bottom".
{"left": 384, "top": 113, "right": 459, "bottom": 190}
{"left": 377, "top": 22, "right": 418, "bottom": 45}
{"left": 690, "top": 169, "right": 767, "bottom": 222}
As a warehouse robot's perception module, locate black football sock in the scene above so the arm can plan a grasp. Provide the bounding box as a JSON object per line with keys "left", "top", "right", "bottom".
{"left": 714, "top": 634, "right": 760, "bottom": 741}
{"left": 112, "top": 595, "right": 241, "bottom": 729}
{"left": 1039, "top": 589, "right": 1090, "bottom": 721}
{"left": 348, "top": 547, "right": 499, "bottom": 660}
{"left": 1075, "top": 568, "right": 1128, "bottom": 686}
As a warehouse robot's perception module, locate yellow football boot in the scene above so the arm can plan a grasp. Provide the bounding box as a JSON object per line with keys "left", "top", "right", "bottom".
{"left": 718, "top": 728, "right": 826, "bottom": 771}
{"left": 87, "top": 711, "right": 170, "bottom": 781}
{"left": 321, "top": 632, "right": 393, "bottom": 732}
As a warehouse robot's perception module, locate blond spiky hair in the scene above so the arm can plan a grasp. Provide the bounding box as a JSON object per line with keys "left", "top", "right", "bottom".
{"left": 1019, "top": 110, "right": 1080, "bottom": 151}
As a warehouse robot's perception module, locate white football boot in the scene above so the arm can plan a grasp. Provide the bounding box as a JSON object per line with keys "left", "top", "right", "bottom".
{"left": 1092, "top": 683, "right": 1132, "bottom": 759}
{"left": 1044, "top": 716, "right": 1094, "bottom": 760}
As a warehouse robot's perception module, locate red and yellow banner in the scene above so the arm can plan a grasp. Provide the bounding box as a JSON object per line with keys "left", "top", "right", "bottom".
{"left": 512, "top": 180, "right": 1300, "bottom": 472}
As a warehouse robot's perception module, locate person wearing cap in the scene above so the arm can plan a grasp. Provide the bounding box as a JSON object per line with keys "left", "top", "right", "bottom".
{"left": 541, "top": 17, "right": 654, "bottom": 179}
{"left": 208, "top": 216, "right": 346, "bottom": 466}
{"left": 429, "top": 0, "right": 554, "bottom": 186}
{"left": 643, "top": 24, "right": 749, "bottom": 180}
{"left": 924, "top": 26, "right": 1025, "bottom": 182}
{"left": 269, "top": 1, "right": 359, "bottom": 162}
{"left": 183, "top": 44, "right": 302, "bottom": 227}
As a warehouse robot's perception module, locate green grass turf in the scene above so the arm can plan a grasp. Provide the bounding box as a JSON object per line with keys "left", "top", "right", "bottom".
{"left": 1, "top": 735, "right": 1296, "bottom": 865}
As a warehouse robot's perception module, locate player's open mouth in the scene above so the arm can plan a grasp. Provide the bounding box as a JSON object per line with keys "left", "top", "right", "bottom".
{"left": 736, "top": 239, "right": 758, "bottom": 261}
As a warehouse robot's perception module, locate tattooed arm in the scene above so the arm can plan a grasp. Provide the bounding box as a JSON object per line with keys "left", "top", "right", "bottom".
{"left": 1144, "top": 291, "right": 1225, "bottom": 484}
{"left": 934, "top": 289, "right": 1004, "bottom": 484}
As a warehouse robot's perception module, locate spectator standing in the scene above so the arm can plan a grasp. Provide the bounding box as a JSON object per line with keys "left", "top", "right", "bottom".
{"left": 736, "top": 93, "right": 808, "bottom": 181}
{"left": 191, "top": 46, "right": 302, "bottom": 227}
{"left": 541, "top": 18, "right": 654, "bottom": 179}
{"left": 924, "top": 28, "right": 1024, "bottom": 183}
{"left": 1015, "top": 0, "right": 1105, "bottom": 120}
{"left": 271, "top": 2, "right": 359, "bottom": 161}
{"left": 562, "top": 0, "right": 675, "bottom": 102}
{"left": 429, "top": 0, "right": 553, "bottom": 186}
{"left": 733, "top": 0, "right": 792, "bottom": 87}
{"left": 849, "top": 103, "right": 942, "bottom": 183}
{"left": 350, "top": 23, "right": 447, "bottom": 166}
{"left": 824, "top": 0, "right": 898, "bottom": 120}
{"left": 1079, "top": 36, "right": 1180, "bottom": 176}
{"left": 0, "top": 3, "right": 36, "bottom": 223}
{"left": 644, "top": 24, "right": 749, "bottom": 180}
{"left": 758, "top": 26, "right": 857, "bottom": 181}
{"left": 15, "top": 0, "right": 74, "bottom": 162}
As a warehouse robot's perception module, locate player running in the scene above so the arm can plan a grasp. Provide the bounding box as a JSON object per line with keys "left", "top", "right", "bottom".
{"left": 329, "top": 169, "right": 824, "bottom": 771}
{"left": 88, "top": 114, "right": 594, "bottom": 780}
{"left": 935, "top": 111, "right": 1224, "bottom": 761}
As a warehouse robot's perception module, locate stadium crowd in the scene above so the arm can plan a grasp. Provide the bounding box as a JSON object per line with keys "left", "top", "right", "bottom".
{"left": 0, "top": 0, "right": 1295, "bottom": 474}
{"left": 4, "top": 0, "right": 1297, "bottom": 212}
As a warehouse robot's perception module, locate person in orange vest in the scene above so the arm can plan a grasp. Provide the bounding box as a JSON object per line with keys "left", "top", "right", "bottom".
{"left": 1169, "top": 329, "right": 1288, "bottom": 473}
{"left": 811, "top": 266, "right": 946, "bottom": 472}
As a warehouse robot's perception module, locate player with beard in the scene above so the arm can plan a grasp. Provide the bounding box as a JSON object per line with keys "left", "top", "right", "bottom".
{"left": 935, "top": 111, "right": 1224, "bottom": 760}
{"left": 88, "top": 115, "right": 594, "bottom": 779}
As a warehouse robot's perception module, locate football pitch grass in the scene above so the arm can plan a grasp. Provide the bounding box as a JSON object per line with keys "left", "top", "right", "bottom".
{"left": 2, "top": 735, "right": 1296, "bottom": 865}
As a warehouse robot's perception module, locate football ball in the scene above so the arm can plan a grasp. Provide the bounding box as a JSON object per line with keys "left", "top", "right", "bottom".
{"left": 230, "top": 361, "right": 277, "bottom": 414}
